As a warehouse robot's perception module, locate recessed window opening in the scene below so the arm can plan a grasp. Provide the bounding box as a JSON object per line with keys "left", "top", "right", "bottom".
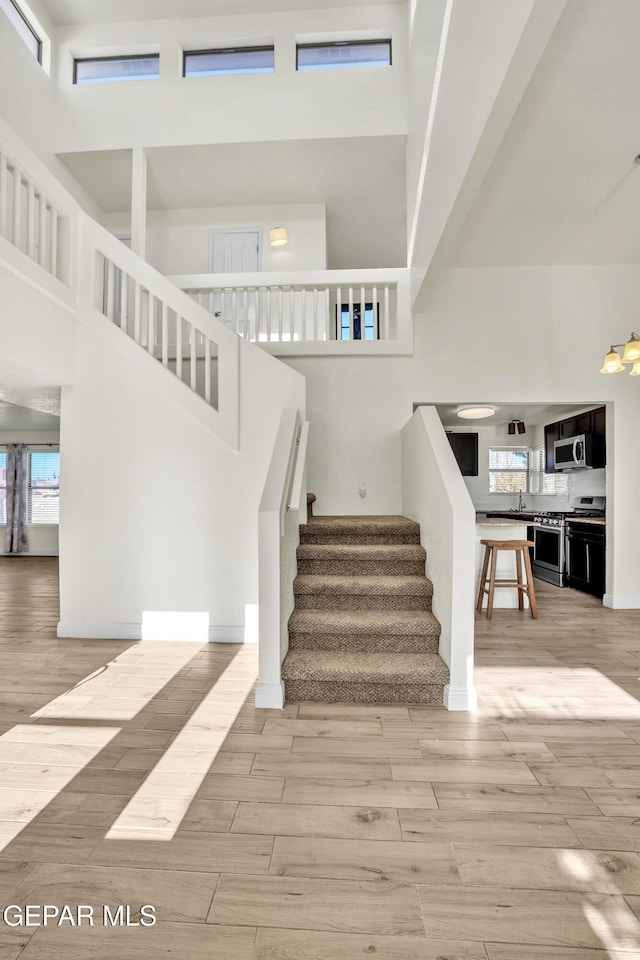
{"left": 297, "top": 39, "right": 391, "bottom": 71}
{"left": 489, "top": 447, "right": 568, "bottom": 496}
{"left": 0, "top": 0, "right": 42, "bottom": 62}
{"left": 184, "top": 46, "right": 275, "bottom": 77}
{"left": 73, "top": 55, "right": 160, "bottom": 85}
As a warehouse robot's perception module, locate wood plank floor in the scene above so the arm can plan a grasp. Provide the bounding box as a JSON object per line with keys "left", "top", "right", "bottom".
{"left": 1, "top": 557, "right": 640, "bottom": 958}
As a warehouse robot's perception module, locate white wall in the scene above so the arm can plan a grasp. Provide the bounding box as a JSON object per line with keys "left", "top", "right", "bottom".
{"left": 285, "top": 264, "right": 640, "bottom": 605}
{"left": 53, "top": 5, "right": 407, "bottom": 153}
{"left": 59, "top": 321, "right": 305, "bottom": 636}
{"left": 401, "top": 406, "right": 475, "bottom": 709}
{"left": 105, "top": 204, "right": 327, "bottom": 275}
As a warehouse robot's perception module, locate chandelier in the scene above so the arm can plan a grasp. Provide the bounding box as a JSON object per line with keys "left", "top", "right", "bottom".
{"left": 600, "top": 332, "right": 640, "bottom": 376}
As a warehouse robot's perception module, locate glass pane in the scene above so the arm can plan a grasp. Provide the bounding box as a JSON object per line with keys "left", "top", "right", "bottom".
{"left": 185, "top": 47, "right": 274, "bottom": 77}
{"left": 0, "top": 451, "right": 5, "bottom": 524}
{"left": 489, "top": 470, "right": 528, "bottom": 494}
{"left": 30, "top": 452, "right": 59, "bottom": 524}
{"left": 0, "top": 0, "right": 40, "bottom": 60}
{"left": 339, "top": 302, "right": 377, "bottom": 341}
{"left": 489, "top": 449, "right": 528, "bottom": 469}
{"left": 75, "top": 56, "right": 160, "bottom": 84}
{"left": 298, "top": 40, "right": 391, "bottom": 71}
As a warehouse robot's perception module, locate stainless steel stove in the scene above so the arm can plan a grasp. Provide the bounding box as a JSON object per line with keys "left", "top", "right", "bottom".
{"left": 532, "top": 497, "right": 605, "bottom": 586}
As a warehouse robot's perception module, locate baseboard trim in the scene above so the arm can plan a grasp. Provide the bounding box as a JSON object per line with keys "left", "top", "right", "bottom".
{"left": 443, "top": 684, "right": 478, "bottom": 712}
{"left": 57, "top": 622, "right": 247, "bottom": 642}
{"left": 254, "top": 682, "right": 285, "bottom": 709}
{"left": 603, "top": 594, "right": 640, "bottom": 610}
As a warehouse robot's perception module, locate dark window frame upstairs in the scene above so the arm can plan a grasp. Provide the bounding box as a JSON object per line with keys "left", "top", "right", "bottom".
{"left": 1, "top": 0, "right": 42, "bottom": 63}
{"left": 183, "top": 45, "right": 276, "bottom": 78}
{"left": 296, "top": 38, "right": 392, "bottom": 71}
{"left": 73, "top": 53, "right": 161, "bottom": 85}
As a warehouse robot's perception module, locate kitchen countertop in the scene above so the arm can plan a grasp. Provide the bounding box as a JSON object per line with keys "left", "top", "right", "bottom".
{"left": 476, "top": 519, "right": 528, "bottom": 527}
{"left": 565, "top": 517, "right": 606, "bottom": 526}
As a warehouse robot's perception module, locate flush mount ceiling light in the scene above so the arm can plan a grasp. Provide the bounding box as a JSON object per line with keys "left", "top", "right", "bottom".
{"left": 268, "top": 227, "right": 288, "bottom": 247}
{"left": 457, "top": 406, "right": 496, "bottom": 420}
{"left": 600, "top": 332, "right": 640, "bottom": 376}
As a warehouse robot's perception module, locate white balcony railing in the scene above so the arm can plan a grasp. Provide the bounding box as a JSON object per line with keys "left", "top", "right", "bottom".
{"left": 169, "top": 269, "right": 413, "bottom": 356}
{"left": 0, "top": 148, "right": 65, "bottom": 283}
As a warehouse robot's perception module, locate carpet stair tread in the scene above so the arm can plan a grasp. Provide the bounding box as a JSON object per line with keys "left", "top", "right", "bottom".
{"left": 288, "top": 608, "right": 440, "bottom": 637}
{"left": 282, "top": 649, "right": 449, "bottom": 685}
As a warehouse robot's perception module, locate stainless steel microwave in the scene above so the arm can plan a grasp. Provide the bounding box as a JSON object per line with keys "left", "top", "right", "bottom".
{"left": 553, "top": 434, "right": 593, "bottom": 471}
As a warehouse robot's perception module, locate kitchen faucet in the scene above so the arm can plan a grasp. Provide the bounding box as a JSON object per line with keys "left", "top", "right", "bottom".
{"left": 518, "top": 490, "right": 526, "bottom": 512}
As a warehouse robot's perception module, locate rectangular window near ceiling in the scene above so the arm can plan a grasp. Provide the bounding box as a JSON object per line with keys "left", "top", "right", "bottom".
{"left": 0, "top": 0, "right": 42, "bottom": 62}
{"left": 297, "top": 39, "right": 391, "bottom": 71}
{"left": 73, "top": 55, "right": 160, "bottom": 85}
{"left": 28, "top": 451, "right": 59, "bottom": 524}
{"left": 184, "top": 46, "right": 275, "bottom": 77}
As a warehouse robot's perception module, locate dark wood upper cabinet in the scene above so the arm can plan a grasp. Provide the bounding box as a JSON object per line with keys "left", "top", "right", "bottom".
{"left": 447, "top": 432, "right": 478, "bottom": 476}
{"left": 544, "top": 406, "right": 606, "bottom": 473}
{"left": 545, "top": 422, "right": 560, "bottom": 473}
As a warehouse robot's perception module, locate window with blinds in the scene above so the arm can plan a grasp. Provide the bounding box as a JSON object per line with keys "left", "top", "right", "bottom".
{"left": 0, "top": 452, "right": 6, "bottom": 524}
{"left": 489, "top": 447, "right": 568, "bottom": 496}
{"left": 29, "top": 451, "right": 59, "bottom": 524}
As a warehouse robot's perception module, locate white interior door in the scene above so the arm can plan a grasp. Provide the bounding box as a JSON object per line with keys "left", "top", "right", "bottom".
{"left": 210, "top": 230, "right": 260, "bottom": 273}
{"left": 209, "top": 230, "right": 261, "bottom": 338}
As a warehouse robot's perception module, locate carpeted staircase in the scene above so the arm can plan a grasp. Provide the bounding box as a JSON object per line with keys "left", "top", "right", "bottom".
{"left": 282, "top": 516, "right": 449, "bottom": 703}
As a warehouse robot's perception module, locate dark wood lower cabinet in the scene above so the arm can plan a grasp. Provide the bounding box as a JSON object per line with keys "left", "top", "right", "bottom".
{"left": 565, "top": 523, "right": 605, "bottom": 598}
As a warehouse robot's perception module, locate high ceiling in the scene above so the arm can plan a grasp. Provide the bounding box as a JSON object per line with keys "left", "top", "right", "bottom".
{"left": 449, "top": 0, "right": 640, "bottom": 267}
{"left": 40, "top": 0, "right": 403, "bottom": 26}
{"left": 59, "top": 136, "right": 408, "bottom": 269}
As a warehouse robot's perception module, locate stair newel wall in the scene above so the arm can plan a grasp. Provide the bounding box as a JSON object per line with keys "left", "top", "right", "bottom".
{"left": 257, "top": 409, "right": 308, "bottom": 709}
{"left": 401, "top": 405, "right": 477, "bottom": 711}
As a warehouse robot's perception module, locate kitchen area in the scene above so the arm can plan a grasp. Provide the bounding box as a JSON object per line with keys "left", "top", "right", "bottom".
{"left": 436, "top": 403, "right": 608, "bottom": 611}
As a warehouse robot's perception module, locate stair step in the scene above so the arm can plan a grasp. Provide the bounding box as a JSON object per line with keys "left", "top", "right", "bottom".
{"left": 299, "top": 515, "right": 420, "bottom": 546}
{"left": 288, "top": 608, "right": 440, "bottom": 653}
{"left": 293, "top": 574, "right": 433, "bottom": 610}
{"left": 282, "top": 649, "right": 448, "bottom": 704}
{"left": 297, "top": 543, "right": 426, "bottom": 577}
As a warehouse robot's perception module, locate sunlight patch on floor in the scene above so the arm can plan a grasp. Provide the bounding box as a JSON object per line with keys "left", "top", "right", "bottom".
{"left": 0, "top": 725, "right": 120, "bottom": 853}
{"left": 475, "top": 666, "right": 640, "bottom": 720}
{"left": 31, "top": 642, "right": 203, "bottom": 721}
{"left": 106, "top": 649, "right": 257, "bottom": 840}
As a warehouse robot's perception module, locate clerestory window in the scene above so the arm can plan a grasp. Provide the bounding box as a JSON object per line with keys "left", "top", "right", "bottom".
{"left": 0, "top": 0, "right": 42, "bottom": 62}
{"left": 73, "top": 55, "right": 160, "bottom": 85}
{"left": 184, "top": 46, "right": 275, "bottom": 77}
{"left": 296, "top": 39, "right": 391, "bottom": 71}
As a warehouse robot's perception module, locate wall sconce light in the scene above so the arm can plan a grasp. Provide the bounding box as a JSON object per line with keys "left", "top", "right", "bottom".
{"left": 269, "top": 227, "right": 288, "bottom": 247}
{"left": 508, "top": 419, "right": 526, "bottom": 435}
{"left": 600, "top": 332, "right": 640, "bottom": 375}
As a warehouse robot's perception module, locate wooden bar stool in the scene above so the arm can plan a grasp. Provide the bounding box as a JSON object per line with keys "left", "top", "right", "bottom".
{"left": 476, "top": 540, "right": 537, "bottom": 619}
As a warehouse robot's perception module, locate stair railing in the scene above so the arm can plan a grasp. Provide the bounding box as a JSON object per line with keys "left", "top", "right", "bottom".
{"left": 257, "top": 408, "right": 309, "bottom": 708}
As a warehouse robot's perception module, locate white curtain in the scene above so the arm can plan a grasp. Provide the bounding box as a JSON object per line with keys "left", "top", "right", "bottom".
{"left": 5, "top": 444, "right": 29, "bottom": 555}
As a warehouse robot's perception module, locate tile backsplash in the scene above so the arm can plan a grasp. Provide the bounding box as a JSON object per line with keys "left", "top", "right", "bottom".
{"left": 467, "top": 468, "right": 606, "bottom": 512}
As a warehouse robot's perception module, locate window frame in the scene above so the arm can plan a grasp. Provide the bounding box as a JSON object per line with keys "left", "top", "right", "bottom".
{"left": 296, "top": 38, "right": 392, "bottom": 72}
{"left": 0, "top": 0, "right": 42, "bottom": 63}
{"left": 27, "top": 449, "right": 60, "bottom": 526}
{"left": 73, "top": 53, "right": 161, "bottom": 85}
{"left": 335, "top": 301, "right": 380, "bottom": 341}
{"left": 488, "top": 446, "right": 569, "bottom": 497}
{"left": 183, "top": 44, "right": 275, "bottom": 78}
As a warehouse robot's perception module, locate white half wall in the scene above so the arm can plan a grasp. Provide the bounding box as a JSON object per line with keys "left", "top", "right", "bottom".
{"left": 58, "top": 321, "right": 305, "bottom": 639}
{"left": 401, "top": 406, "right": 476, "bottom": 709}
